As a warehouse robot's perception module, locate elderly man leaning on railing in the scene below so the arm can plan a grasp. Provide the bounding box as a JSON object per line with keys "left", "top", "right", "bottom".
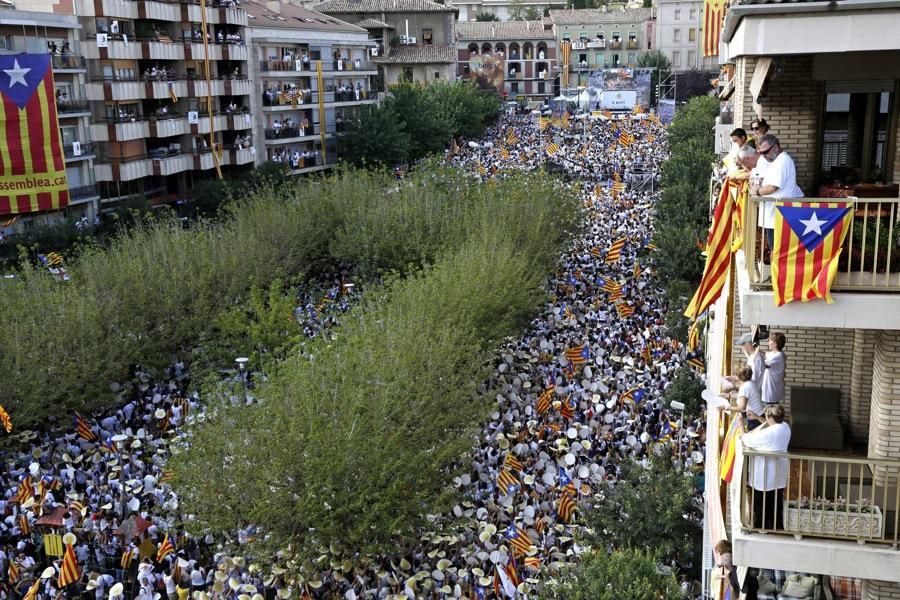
{"left": 742, "top": 404, "right": 792, "bottom": 531}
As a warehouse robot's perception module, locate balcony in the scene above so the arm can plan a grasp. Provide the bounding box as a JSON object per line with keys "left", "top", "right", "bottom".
{"left": 586, "top": 40, "right": 606, "bottom": 49}
{"left": 83, "top": 39, "right": 142, "bottom": 60}
{"left": 73, "top": 0, "right": 138, "bottom": 18}
{"left": 627, "top": 40, "right": 638, "bottom": 50}
{"left": 94, "top": 156, "right": 152, "bottom": 182}
{"left": 728, "top": 442, "right": 900, "bottom": 583}
{"left": 263, "top": 127, "right": 318, "bottom": 144}
{"left": 610, "top": 40, "right": 622, "bottom": 49}
{"left": 51, "top": 55, "right": 86, "bottom": 72}
{"left": 57, "top": 99, "right": 91, "bottom": 117}
{"left": 258, "top": 59, "right": 377, "bottom": 75}
{"left": 737, "top": 196, "right": 900, "bottom": 329}
{"left": 64, "top": 142, "right": 95, "bottom": 161}
{"left": 141, "top": 40, "right": 186, "bottom": 61}
{"left": 69, "top": 183, "right": 100, "bottom": 201}
{"left": 228, "top": 147, "right": 255, "bottom": 166}
{"left": 150, "top": 150, "right": 192, "bottom": 176}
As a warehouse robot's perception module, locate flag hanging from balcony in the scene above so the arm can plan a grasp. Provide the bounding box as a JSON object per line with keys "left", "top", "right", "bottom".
{"left": 703, "top": 0, "right": 727, "bottom": 57}
{"left": 719, "top": 415, "right": 743, "bottom": 483}
{"left": 684, "top": 181, "right": 734, "bottom": 320}
{"left": 0, "top": 53, "right": 69, "bottom": 215}
{"left": 771, "top": 201, "right": 853, "bottom": 307}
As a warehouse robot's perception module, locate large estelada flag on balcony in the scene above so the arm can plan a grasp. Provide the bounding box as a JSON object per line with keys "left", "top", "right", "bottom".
{"left": 771, "top": 201, "right": 853, "bottom": 307}
{"left": 0, "top": 53, "right": 69, "bottom": 215}
{"left": 703, "top": 0, "right": 727, "bottom": 57}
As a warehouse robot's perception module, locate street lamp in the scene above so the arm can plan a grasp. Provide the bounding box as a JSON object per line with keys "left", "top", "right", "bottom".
{"left": 670, "top": 400, "right": 686, "bottom": 469}
{"left": 235, "top": 357, "right": 249, "bottom": 403}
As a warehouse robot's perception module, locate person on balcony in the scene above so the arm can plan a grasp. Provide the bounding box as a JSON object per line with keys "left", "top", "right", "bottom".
{"left": 751, "top": 134, "right": 803, "bottom": 258}
{"left": 743, "top": 403, "right": 791, "bottom": 530}
{"left": 725, "top": 366, "right": 764, "bottom": 431}
{"left": 762, "top": 331, "right": 786, "bottom": 406}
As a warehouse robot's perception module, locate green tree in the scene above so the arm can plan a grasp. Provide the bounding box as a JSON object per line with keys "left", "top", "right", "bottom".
{"left": 509, "top": 0, "right": 526, "bottom": 19}
{"left": 664, "top": 365, "right": 706, "bottom": 420}
{"left": 337, "top": 103, "right": 411, "bottom": 167}
{"left": 475, "top": 11, "right": 500, "bottom": 20}
{"left": 582, "top": 454, "right": 701, "bottom": 565}
{"left": 540, "top": 549, "right": 682, "bottom": 600}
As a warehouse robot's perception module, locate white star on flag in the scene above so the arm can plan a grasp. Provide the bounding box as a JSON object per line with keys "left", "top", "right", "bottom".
{"left": 799, "top": 211, "right": 827, "bottom": 236}
{"left": 3, "top": 59, "right": 31, "bottom": 88}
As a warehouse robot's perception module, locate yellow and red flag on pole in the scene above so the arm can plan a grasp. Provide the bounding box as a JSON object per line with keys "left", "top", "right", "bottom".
{"left": 719, "top": 415, "right": 743, "bottom": 482}
{"left": 684, "top": 181, "right": 734, "bottom": 320}
{"left": 156, "top": 533, "right": 175, "bottom": 562}
{"left": 73, "top": 413, "right": 96, "bottom": 441}
{"left": 23, "top": 578, "right": 40, "bottom": 600}
{"left": 58, "top": 542, "right": 80, "bottom": 587}
{"left": 0, "top": 53, "right": 69, "bottom": 215}
{"left": 771, "top": 201, "right": 853, "bottom": 307}
{"left": 703, "top": 0, "right": 727, "bottom": 57}
{"left": 605, "top": 237, "right": 626, "bottom": 263}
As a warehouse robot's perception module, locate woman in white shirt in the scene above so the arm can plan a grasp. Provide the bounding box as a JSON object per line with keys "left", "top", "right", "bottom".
{"left": 743, "top": 404, "right": 791, "bottom": 530}
{"left": 726, "top": 366, "right": 764, "bottom": 431}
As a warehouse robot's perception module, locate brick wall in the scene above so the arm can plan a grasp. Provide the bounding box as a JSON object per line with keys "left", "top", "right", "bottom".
{"left": 733, "top": 56, "right": 823, "bottom": 194}
{"left": 867, "top": 331, "right": 900, "bottom": 467}
{"left": 850, "top": 329, "right": 876, "bottom": 442}
{"left": 864, "top": 580, "right": 900, "bottom": 600}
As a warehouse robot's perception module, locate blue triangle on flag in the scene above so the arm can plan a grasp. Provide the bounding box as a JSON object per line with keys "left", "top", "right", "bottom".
{"left": 777, "top": 205, "right": 851, "bottom": 252}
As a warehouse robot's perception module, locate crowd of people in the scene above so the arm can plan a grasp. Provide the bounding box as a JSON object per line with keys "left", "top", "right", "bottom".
{"left": 2, "top": 108, "right": 714, "bottom": 599}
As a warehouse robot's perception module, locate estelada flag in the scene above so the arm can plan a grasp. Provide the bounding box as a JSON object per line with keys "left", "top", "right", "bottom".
{"left": 703, "top": 0, "right": 727, "bottom": 57}
{"left": 58, "top": 542, "right": 80, "bottom": 587}
{"left": 771, "top": 201, "right": 853, "bottom": 307}
{"left": 684, "top": 181, "right": 734, "bottom": 319}
{"left": 0, "top": 53, "right": 69, "bottom": 214}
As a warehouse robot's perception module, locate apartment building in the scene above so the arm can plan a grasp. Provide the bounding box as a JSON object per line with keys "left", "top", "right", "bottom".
{"left": 245, "top": 0, "right": 377, "bottom": 175}
{"left": 700, "top": 1, "right": 900, "bottom": 599}
{"left": 0, "top": 8, "right": 100, "bottom": 231}
{"left": 456, "top": 20, "right": 556, "bottom": 103}
{"left": 654, "top": 0, "right": 715, "bottom": 71}
{"left": 313, "top": 0, "right": 457, "bottom": 85}
{"left": 549, "top": 6, "right": 654, "bottom": 87}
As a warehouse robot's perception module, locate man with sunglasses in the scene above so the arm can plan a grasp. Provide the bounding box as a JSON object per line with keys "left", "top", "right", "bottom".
{"left": 750, "top": 134, "right": 804, "bottom": 262}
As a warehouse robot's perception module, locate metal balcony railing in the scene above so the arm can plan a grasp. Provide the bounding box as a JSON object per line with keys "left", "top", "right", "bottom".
{"left": 57, "top": 99, "right": 90, "bottom": 114}
{"left": 745, "top": 196, "right": 900, "bottom": 291}
{"left": 610, "top": 40, "right": 622, "bottom": 49}
{"left": 627, "top": 40, "right": 638, "bottom": 49}
{"left": 261, "top": 92, "right": 316, "bottom": 107}
{"left": 264, "top": 127, "right": 315, "bottom": 140}
{"left": 69, "top": 184, "right": 99, "bottom": 200}
{"left": 739, "top": 448, "right": 900, "bottom": 545}
{"left": 51, "top": 54, "right": 86, "bottom": 70}
{"left": 63, "top": 142, "right": 95, "bottom": 158}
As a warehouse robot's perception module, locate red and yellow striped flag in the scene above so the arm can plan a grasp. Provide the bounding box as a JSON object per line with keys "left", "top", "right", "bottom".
{"left": 546, "top": 142, "right": 560, "bottom": 156}
{"left": 703, "top": 0, "right": 727, "bottom": 57}
{"left": 23, "top": 578, "right": 40, "bottom": 600}
{"left": 8, "top": 561, "right": 19, "bottom": 583}
{"left": 19, "top": 514, "right": 30, "bottom": 535}
{"left": 536, "top": 386, "right": 554, "bottom": 416}
{"left": 771, "top": 201, "right": 853, "bottom": 307}
{"left": 503, "top": 452, "right": 524, "bottom": 472}
{"left": 719, "top": 415, "right": 743, "bottom": 482}
{"left": 497, "top": 469, "right": 519, "bottom": 496}
{"left": 558, "top": 492, "right": 576, "bottom": 523}
{"left": 74, "top": 413, "right": 96, "bottom": 441}
{"left": 499, "top": 147, "right": 510, "bottom": 160}
{"left": 523, "top": 556, "right": 541, "bottom": 571}
{"left": 121, "top": 548, "right": 135, "bottom": 569}
{"left": 616, "top": 303, "right": 635, "bottom": 318}
{"left": 58, "top": 542, "right": 80, "bottom": 587}
{"left": 505, "top": 524, "right": 533, "bottom": 557}
{"left": 0, "top": 404, "right": 11, "bottom": 433}
{"left": 684, "top": 181, "right": 734, "bottom": 320}
{"left": 688, "top": 320, "right": 700, "bottom": 352}
{"left": 564, "top": 346, "right": 589, "bottom": 365}
{"left": 156, "top": 533, "right": 176, "bottom": 562}
{"left": 605, "top": 238, "right": 626, "bottom": 263}
{"left": 505, "top": 129, "right": 519, "bottom": 146}
{"left": 0, "top": 53, "right": 69, "bottom": 215}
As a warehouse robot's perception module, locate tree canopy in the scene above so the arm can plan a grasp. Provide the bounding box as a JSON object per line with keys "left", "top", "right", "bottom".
{"left": 539, "top": 548, "right": 682, "bottom": 600}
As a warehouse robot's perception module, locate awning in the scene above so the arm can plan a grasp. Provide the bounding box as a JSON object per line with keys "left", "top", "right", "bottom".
{"left": 749, "top": 56, "right": 772, "bottom": 117}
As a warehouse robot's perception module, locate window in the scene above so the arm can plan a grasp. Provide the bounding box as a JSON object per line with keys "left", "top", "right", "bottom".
{"left": 689, "top": 28, "right": 696, "bottom": 42}
{"left": 60, "top": 126, "right": 77, "bottom": 147}
{"left": 422, "top": 28, "right": 432, "bottom": 44}
{"left": 688, "top": 50, "right": 696, "bottom": 66}
{"left": 690, "top": 8, "right": 697, "bottom": 20}
{"left": 511, "top": 81, "right": 519, "bottom": 93}
{"left": 612, "top": 53, "right": 620, "bottom": 66}
{"left": 673, "top": 29, "right": 681, "bottom": 42}
{"left": 821, "top": 89, "right": 894, "bottom": 183}
{"left": 401, "top": 68, "right": 413, "bottom": 82}
{"left": 538, "top": 81, "right": 545, "bottom": 94}
{"left": 434, "top": 71, "right": 440, "bottom": 79}
{"left": 674, "top": 9, "right": 681, "bottom": 20}
{"left": 0, "top": 35, "right": 13, "bottom": 50}
{"left": 627, "top": 52, "right": 636, "bottom": 65}
{"left": 672, "top": 51, "right": 681, "bottom": 66}
{"left": 595, "top": 52, "right": 603, "bottom": 64}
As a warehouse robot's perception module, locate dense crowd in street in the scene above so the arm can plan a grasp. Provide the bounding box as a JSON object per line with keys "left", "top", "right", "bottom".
{"left": 1, "top": 109, "right": 707, "bottom": 599}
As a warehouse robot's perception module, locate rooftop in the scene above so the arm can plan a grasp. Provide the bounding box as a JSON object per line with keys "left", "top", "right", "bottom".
{"left": 354, "top": 17, "right": 395, "bottom": 28}
{"left": 456, "top": 20, "right": 555, "bottom": 41}
{"left": 548, "top": 7, "right": 654, "bottom": 24}
{"left": 313, "top": 0, "right": 456, "bottom": 13}
{"left": 373, "top": 43, "right": 456, "bottom": 64}
{"left": 243, "top": 0, "right": 368, "bottom": 33}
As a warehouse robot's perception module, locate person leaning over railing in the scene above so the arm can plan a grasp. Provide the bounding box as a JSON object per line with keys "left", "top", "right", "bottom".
{"left": 723, "top": 365, "right": 765, "bottom": 432}
{"left": 743, "top": 404, "right": 791, "bottom": 531}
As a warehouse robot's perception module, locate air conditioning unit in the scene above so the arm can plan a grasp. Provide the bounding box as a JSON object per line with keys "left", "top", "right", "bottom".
{"left": 400, "top": 35, "right": 416, "bottom": 45}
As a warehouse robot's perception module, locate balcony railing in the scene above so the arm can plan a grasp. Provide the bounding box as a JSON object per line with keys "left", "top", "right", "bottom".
{"left": 69, "top": 183, "right": 99, "bottom": 200}
{"left": 610, "top": 40, "right": 622, "bottom": 49}
{"left": 64, "top": 142, "right": 95, "bottom": 158}
{"left": 627, "top": 40, "right": 638, "bottom": 49}
{"left": 262, "top": 92, "right": 316, "bottom": 107}
{"left": 57, "top": 99, "right": 90, "bottom": 114}
{"left": 739, "top": 448, "right": 900, "bottom": 545}
{"left": 264, "top": 127, "right": 315, "bottom": 140}
{"left": 745, "top": 196, "right": 900, "bottom": 291}
{"left": 51, "top": 54, "right": 86, "bottom": 70}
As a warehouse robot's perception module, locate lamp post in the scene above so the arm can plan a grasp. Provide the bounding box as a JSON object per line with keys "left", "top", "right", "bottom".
{"left": 235, "top": 357, "right": 249, "bottom": 403}
{"left": 670, "top": 400, "right": 686, "bottom": 469}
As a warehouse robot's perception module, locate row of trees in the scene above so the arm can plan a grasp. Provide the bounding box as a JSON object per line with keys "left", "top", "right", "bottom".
{"left": 171, "top": 171, "right": 580, "bottom": 557}
{"left": 653, "top": 95, "right": 720, "bottom": 341}
{"left": 337, "top": 81, "right": 500, "bottom": 168}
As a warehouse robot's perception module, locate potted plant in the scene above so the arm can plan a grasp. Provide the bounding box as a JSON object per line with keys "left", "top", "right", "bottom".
{"left": 784, "top": 496, "right": 883, "bottom": 542}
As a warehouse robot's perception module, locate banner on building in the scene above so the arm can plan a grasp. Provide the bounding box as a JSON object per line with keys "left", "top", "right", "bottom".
{"left": 584, "top": 68, "right": 653, "bottom": 112}
{"left": 467, "top": 52, "right": 505, "bottom": 95}
{"left": 0, "top": 53, "right": 69, "bottom": 215}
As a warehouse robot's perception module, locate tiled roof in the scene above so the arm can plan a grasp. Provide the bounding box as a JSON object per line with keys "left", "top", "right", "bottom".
{"left": 456, "top": 20, "right": 555, "bottom": 41}
{"left": 372, "top": 43, "right": 456, "bottom": 64}
{"left": 313, "top": 0, "right": 456, "bottom": 13}
{"left": 243, "top": 0, "right": 366, "bottom": 33}
{"left": 549, "top": 7, "right": 653, "bottom": 24}
{"left": 355, "top": 18, "right": 395, "bottom": 28}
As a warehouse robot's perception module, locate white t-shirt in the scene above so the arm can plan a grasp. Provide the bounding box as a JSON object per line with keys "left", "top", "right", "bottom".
{"left": 760, "top": 151, "right": 804, "bottom": 228}
{"left": 762, "top": 350, "right": 786, "bottom": 405}
{"left": 743, "top": 421, "right": 791, "bottom": 491}
{"left": 739, "top": 380, "right": 764, "bottom": 419}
